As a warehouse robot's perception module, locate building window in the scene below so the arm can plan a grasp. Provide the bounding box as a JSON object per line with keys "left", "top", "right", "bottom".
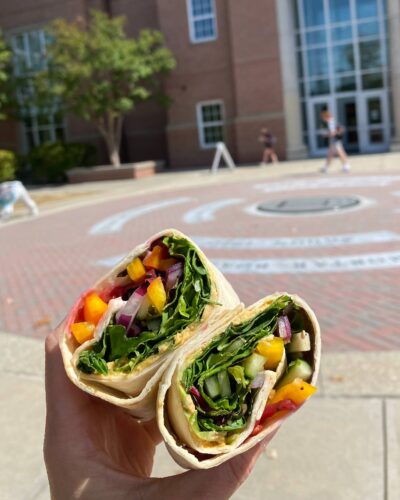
{"left": 196, "top": 101, "right": 224, "bottom": 149}
{"left": 10, "top": 29, "right": 65, "bottom": 150}
{"left": 187, "top": 0, "right": 217, "bottom": 43}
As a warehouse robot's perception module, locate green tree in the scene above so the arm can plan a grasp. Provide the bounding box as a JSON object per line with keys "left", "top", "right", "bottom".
{"left": 0, "top": 30, "right": 11, "bottom": 120}
{"left": 39, "top": 10, "right": 176, "bottom": 166}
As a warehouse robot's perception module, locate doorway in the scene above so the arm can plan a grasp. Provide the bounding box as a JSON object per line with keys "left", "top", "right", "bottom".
{"left": 308, "top": 91, "right": 390, "bottom": 156}
{"left": 336, "top": 97, "right": 359, "bottom": 153}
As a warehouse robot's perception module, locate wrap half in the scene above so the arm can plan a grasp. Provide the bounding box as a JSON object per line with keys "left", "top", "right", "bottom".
{"left": 60, "top": 229, "right": 240, "bottom": 420}
{"left": 157, "top": 293, "right": 321, "bottom": 469}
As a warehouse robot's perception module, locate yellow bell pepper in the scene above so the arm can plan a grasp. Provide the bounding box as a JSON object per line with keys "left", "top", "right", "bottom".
{"left": 256, "top": 337, "right": 284, "bottom": 370}
{"left": 147, "top": 277, "right": 167, "bottom": 313}
{"left": 127, "top": 257, "right": 146, "bottom": 282}
{"left": 84, "top": 292, "right": 108, "bottom": 326}
{"left": 71, "top": 322, "right": 95, "bottom": 344}
{"left": 143, "top": 246, "right": 165, "bottom": 269}
{"left": 269, "top": 378, "right": 317, "bottom": 406}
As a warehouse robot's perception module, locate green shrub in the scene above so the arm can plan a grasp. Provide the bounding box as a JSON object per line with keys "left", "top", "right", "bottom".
{"left": 28, "top": 141, "right": 96, "bottom": 183}
{"left": 0, "top": 150, "right": 17, "bottom": 182}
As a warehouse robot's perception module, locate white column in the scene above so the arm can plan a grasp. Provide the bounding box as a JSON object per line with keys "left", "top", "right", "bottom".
{"left": 388, "top": 0, "right": 400, "bottom": 151}
{"left": 275, "top": 0, "right": 308, "bottom": 160}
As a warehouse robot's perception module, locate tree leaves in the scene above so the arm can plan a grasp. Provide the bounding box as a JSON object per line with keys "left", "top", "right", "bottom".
{"left": 0, "top": 31, "right": 11, "bottom": 121}
{"left": 36, "top": 10, "right": 176, "bottom": 165}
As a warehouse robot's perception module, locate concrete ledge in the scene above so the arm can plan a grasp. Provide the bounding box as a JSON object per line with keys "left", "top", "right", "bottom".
{"left": 319, "top": 351, "right": 400, "bottom": 397}
{"left": 67, "top": 161, "right": 164, "bottom": 183}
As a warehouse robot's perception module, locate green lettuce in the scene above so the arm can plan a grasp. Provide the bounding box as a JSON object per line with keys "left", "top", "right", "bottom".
{"left": 77, "top": 236, "right": 213, "bottom": 375}
{"left": 182, "top": 295, "right": 294, "bottom": 435}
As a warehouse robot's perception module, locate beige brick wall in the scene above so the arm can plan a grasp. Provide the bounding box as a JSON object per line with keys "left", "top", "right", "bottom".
{"left": 158, "top": 0, "right": 286, "bottom": 167}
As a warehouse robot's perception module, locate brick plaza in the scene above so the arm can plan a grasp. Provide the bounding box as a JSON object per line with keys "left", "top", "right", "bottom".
{"left": 1, "top": 169, "right": 399, "bottom": 352}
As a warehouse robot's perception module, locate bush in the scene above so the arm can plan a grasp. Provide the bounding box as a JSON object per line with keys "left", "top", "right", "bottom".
{"left": 28, "top": 141, "right": 96, "bottom": 183}
{"left": 0, "top": 150, "right": 17, "bottom": 182}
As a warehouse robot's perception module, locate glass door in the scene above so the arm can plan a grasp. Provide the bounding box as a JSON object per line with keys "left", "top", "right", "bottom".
{"left": 359, "top": 92, "right": 389, "bottom": 153}
{"left": 336, "top": 96, "right": 359, "bottom": 153}
{"left": 308, "top": 97, "right": 334, "bottom": 156}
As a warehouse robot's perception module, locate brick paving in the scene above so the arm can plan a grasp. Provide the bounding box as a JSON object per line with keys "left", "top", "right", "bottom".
{"left": 1, "top": 169, "right": 400, "bottom": 351}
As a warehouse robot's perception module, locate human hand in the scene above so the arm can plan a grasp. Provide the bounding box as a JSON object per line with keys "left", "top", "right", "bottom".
{"left": 44, "top": 324, "right": 275, "bottom": 500}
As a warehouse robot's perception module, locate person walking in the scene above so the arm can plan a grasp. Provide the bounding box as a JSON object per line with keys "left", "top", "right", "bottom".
{"left": 259, "top": 127, "right": 278, "bottom": 165}
{"left": 320, "top": 110, "right": 351, "bottom": 173}
{"left": 0, "top": 180, "right": 39, "bottom": 220}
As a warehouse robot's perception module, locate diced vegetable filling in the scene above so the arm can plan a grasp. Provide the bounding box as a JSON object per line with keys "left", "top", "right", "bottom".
{"left": 75, "top": 236, "right": 212, "bottom": 375}
{"left": 181, "top": 296, "right": 317, "bottom": 440}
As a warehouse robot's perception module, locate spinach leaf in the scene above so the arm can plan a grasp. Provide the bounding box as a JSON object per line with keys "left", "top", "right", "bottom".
{"left": 77, "top": 351, "right": 108, "bottom": 375}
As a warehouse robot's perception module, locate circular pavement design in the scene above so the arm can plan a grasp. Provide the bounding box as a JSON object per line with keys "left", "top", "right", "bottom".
{"left": 1, "top": 173, "right": 399, "bottom": 353}
{"left": 257, "top": 196, "right": 361, "bottom": 214}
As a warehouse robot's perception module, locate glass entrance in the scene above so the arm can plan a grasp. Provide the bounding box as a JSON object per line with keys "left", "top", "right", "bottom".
{"left": 308, "top": 97, "right": 333, "bottom": 155}
{"left": 336, "top": 97, "right": 359, "bottom": 153}
{"left": 295, "top": 0, "right": 391, "bottom": 156}
{"left": 359, "top": 92, "right": 389, "bottom": 152}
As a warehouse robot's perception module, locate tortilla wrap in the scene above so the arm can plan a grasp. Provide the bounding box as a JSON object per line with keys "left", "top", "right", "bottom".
{"left": 60, "top": 229, "right": 241, "bottom": 420}
{"left": 157, "top": 293, "right": 321, "bottom": 469}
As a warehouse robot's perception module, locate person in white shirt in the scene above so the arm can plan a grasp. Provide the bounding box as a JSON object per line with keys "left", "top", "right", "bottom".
{"left": 320, "top": 110, "right": 351, "bottom": 173}
{"left": 0, "top": 180, "right": 39, "bottom": 220}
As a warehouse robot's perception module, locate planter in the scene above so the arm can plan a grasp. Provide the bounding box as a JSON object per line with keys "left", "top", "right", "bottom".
{"left": 67, "top": 161, "right": 164, "bottom": 183}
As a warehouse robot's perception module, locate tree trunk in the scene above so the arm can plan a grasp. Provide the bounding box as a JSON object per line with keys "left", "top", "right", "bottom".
{"left": 109, "top": 146, "right": 121, "bottom": 167}
{"left": 103, "top": 134, "right": 121, "bottom": 167}
{"left": 97, "top": 114, "right": 123, "bottom": 167}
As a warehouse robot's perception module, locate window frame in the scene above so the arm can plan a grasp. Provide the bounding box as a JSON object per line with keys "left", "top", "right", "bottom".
{"left": 196, "top": 100, "right": 225, "bottom": 149}
{"left": 186, "top": 0, "right": 218, "bottom": 44}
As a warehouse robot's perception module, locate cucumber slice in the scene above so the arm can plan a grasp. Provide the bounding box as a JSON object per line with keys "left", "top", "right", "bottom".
{"left": 243, "top": 352, "right": 266, "bottom": 379}
{"left": 277, "top": 359, "right": 312, "bottom": 388}
{"left": 225, "top": 338, "right": 246, "bottom": 353}
{"left": 217, "top": 370, "right": 232, "bottom": 398}
{"left": 287, "top": 331, "right": 311, "bottom": 353}
{"left": 204, "top": 375, "right": 220, "bottom": 399}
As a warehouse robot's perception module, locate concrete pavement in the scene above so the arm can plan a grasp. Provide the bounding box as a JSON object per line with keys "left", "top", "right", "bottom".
{"left": 1, "top": 330, "right": 398, "bottom": 500}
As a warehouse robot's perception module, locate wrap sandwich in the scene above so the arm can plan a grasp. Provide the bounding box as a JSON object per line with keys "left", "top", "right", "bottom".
{"left": 157, "top": 293, "right": 321, "bottom": 468}
{"left": 60, "top": 229, "right": 240, "bottom": 420}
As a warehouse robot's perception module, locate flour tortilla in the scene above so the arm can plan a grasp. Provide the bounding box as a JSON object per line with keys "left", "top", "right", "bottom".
{"left": 60, "top": 229, "right": 241, "bottom": 420}
{"left": 157, "top": 293, "right": 321, "bottom": 468}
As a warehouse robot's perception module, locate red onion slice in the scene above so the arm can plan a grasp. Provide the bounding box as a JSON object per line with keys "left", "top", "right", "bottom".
{"left": 190, "top": 386, "right": 201, "bottom": 399}
{"left": 189, "top": 386, "right": 211, "bottom": 411}
{"left": 127, "top": 324, "right": 141, "bottom": 337}
{"left": 166, "top": 262, "right": 183, "bottom": 292}
{"left": 116, "top": 284, "right": 147, "bottom": 330}
{"left": 116, "top": 313, "right": 134, "bottom": 330}
{"left": 278, "top": 316, "right": 292, "bottom": 343}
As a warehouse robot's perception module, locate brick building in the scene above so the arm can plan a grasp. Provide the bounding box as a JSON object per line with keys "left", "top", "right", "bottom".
{"left": 0, "top": 0, "right": 399, "bottom": 168}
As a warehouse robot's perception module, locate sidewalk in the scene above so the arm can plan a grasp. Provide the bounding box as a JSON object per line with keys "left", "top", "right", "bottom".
{"left": 5, "top": 151, "right": 400, "bottom": 224}
{"left": 1, "top": 331, "right": 399, "bottom": 500}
